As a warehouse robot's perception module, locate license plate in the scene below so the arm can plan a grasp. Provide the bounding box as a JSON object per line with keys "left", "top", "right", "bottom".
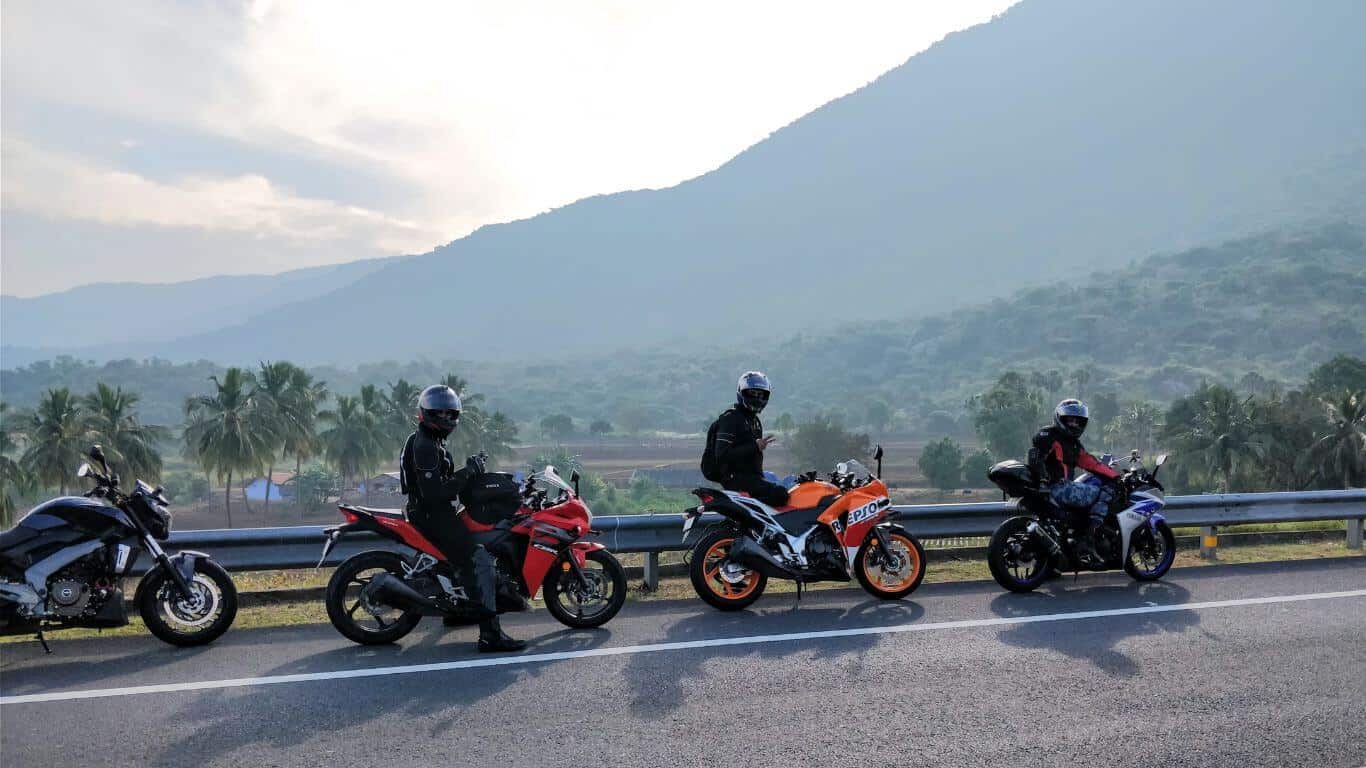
{"left": 316, "top": 531, "right": 341, "bottom": 569}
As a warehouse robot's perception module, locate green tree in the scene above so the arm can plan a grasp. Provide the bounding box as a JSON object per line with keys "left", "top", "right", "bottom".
{"left": 0, "top": 402, "right": 33, "bottom": 526}
{"left": 773, "top": 412, "right": 796, "bottom": 434}
{"left": 589, "top": 419, "right": 613, "bottom": 437}
{"left": 252, "top": 361, "right": 311, "bottom": 520}
{"left": 282, "top": 368, "right": 328, "bottom": 507}
{"left": 1306, "top": 355, "right": 1366, "bottom": 400}
{"left": 960, "top": 447, "right": 994, "bottom": 486}
{"left": 318, "top": 395, "right": 386, "bottom": 497}
{"left": 1104, "top": 401, "right": 1164, "bottom": 458}
{"left": 540, "top": 414, "right": 575, "bottom": 440}
{"left": 1258, "top": 391, "right": 1323, "bottom": 490}
{"left": 1312, "top": 390, "right": 1366, "bottom": 488}
{"left": 21, "top": 388, "right": 87, "bottom": 496}
{"left": 80, "top": 383, "right": 169, "bottom": 482}
{"left": 183, "top": 368, "right": 278, "bottom": 527}
{"left": 1163, "top": 384, "right": 1262, "bottom": 492}
{"left": 383, "top": 379, "right": 422, "bottom": 440}
{"left": 918, "top": 437, "right": 964, "bottom": 490}
{"left": 789, "top": 414, "right": 871, "bottom": 473}
{"left": 864, "top": 398, "right": 894, "bottom": 433}
{"left": 969, "top": 372, "right": 1045, "bottom": 459}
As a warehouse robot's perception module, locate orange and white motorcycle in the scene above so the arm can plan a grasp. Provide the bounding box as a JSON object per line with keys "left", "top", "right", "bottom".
{"left": 681, "top": 448, "right": 926, "bottom": 610}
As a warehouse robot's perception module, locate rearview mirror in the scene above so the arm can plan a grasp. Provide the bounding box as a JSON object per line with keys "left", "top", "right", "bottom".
{"left": 76, "top": 462, "right": 91, "bottom": 478}
{"left": 570, "top": 470, "right": 581, "bottom": 498}
{"left": 1155, "top": 454, "right": 1168, "bottom": 468}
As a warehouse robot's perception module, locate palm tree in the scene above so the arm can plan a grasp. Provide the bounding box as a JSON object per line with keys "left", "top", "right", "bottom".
{"left": 21, "top": 389, "right": 87, "bottom": 496}
{"left": 383, "top": 379, "right": 422, "bottom": 442}
{"left": 81, "top": 383, "right": 169, "bottom": 482}
{"left": 1312, "top": 390, "right": 1366, "bottom": 488}
{"left": 253, "top": 361, "right": 304, "bottom": 520}
{"left": 318, "top": 395, "right": 385, "bottom": 498}
{"left": 283, "top": 368, "right": 328, "bottom": 509}
{"left": 183, "top": 369, "right": 278, "bottom": 527}
{"left": 1, "top": 402, "right": 33, "bottom": 526}
{"left": 1104, "top": 400, "right": 1163, "bottom": 457}
{"left": 1164, "top": 384, "right": 1261, "bottom": 492}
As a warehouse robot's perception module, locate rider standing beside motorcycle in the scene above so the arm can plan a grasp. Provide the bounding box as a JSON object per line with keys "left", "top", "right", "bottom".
{"left": 401, "top": 385, "right": 525, "bottom": 653}
{"left": 1029, "top": 399, "right": 1119, "bottom": 565}
{"left": 704, "top": 371, "right": 789, "bottom": 508}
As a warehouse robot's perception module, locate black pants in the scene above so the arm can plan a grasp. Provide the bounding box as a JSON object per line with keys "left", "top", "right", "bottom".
{"left": 724, "top": 474, "right": 790, "bottom": 507}
{"left": 408, "top": 505, "right": 499, "bottom": 634}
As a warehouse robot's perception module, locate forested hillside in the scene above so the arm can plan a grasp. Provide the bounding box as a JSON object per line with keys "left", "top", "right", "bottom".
{"left": 3, "top": 223, "right": 1361, "bottom": 433}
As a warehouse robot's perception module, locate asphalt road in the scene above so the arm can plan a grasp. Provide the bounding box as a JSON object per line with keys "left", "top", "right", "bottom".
{"left": 2, "top": 558, "right": 1363, "bottom": 768}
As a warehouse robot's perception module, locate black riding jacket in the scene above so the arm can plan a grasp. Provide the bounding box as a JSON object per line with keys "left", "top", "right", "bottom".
{"left": 400, "top": 426, "right": 475, "bottom": 516}
{"left": 1029, "top": 425, "right": 1119, "bottom": 485}
{"left": 713, "top": 407, "right": 765, "bottom": 479}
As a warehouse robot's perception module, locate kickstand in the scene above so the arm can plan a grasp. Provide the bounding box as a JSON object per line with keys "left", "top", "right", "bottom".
{"left": 794, "top": 580, "right": 804, "bottom": 603}
{"left": 36, "top": 629, "right": 51, "bottom": 654}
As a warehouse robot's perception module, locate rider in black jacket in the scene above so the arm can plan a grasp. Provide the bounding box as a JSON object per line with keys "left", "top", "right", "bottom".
{"left": 401, "top": 385, "right": 525, "bottom": 653}
{"left": 713, "top": 371, "right": 789, "bottom": 508}
{"left": 1029, "top": 399, "right": 1119, "bottom": 565}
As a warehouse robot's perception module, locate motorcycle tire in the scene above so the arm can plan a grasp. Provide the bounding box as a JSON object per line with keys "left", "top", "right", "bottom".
{"left": 543, "top": 549, "right": 628, "bottom": 629}
{"left": 138, "top": 558, "right": 238, "bottom": 647}
{"left": 326, "top": 551, "right": 422, "bottom": 645}
{"left": 1124, "top": 520, "right": 1177, "bottom": 582}
{"left": 988, "top": 516, "right": 1053, "bottom": 594}
{"left": 688, "top": 529, "right": 767, "bottom": 611}
{"left": 855, "top": 527, "right": 926, "bottom": 599}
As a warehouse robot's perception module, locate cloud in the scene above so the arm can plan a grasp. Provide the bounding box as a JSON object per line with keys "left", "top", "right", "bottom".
{"left": 1, "top": 138, "right": 444, "bottom": 253}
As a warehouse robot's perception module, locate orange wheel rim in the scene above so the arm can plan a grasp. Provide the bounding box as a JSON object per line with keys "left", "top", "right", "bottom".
{"left": 702, "top": 538, "right": 759, "bottom": 600}
{"left": 866, "top": 533, "right": 921, "bottom": 591}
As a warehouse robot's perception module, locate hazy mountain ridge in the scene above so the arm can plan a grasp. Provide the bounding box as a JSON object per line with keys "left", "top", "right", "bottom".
{"left": 3, "top": 222, "right": 1362, "bottom": 431}
{"left": 3, "top": 0, "right": 1364, "bottom": 367}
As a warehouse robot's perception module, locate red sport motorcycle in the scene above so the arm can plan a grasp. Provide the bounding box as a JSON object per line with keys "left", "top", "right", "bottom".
{"left": 321, "top": 465, "right": 626, "bottom": 645}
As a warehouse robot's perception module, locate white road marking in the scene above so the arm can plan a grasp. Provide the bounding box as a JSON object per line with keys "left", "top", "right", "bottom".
{"left": 3, "top": 588, "right": 1363, "bottom": 705}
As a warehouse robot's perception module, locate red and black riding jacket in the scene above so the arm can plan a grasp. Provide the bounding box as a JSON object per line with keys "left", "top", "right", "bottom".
{"left": 1029, "top": 425, "right": 1119, "bottom": 485}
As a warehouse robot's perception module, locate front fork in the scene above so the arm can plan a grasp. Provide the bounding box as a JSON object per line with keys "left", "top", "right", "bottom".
{"left": 144, "top": 536, "right": 198, "bottom": 600}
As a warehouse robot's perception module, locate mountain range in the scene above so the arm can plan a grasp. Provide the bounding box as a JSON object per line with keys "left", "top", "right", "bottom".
{"left": 3, "top": 0, "right": 1364, "bottom": 368}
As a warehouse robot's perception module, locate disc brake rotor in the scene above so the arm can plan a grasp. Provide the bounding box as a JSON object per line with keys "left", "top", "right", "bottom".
{"left": 161, "top": 574, "right": 219, "bottom": 628}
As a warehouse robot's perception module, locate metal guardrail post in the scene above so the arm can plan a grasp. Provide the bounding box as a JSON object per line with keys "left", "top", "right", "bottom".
{"left": 1348, "top": 517, "right": 1364, "bottom": 551}
{"left": 1199, "top": 526, "right": 1218, "bottom": 560}
{"left": 642, "top": 552, "right": 660, "bottom": 592}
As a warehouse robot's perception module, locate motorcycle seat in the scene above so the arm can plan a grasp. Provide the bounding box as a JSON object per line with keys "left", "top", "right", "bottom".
{"left": 348, "top": 505, "right": 406, "bottom": 519}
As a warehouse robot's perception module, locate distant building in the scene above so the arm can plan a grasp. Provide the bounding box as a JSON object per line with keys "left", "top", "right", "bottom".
{"left": 244, "top": 472, "right": 295, "bottom": 502}
{"left": 358, "top": 472, "right": 404, "bottom": 495}
{"left": 629, "top": 467, "right": 710, "bottom": 489}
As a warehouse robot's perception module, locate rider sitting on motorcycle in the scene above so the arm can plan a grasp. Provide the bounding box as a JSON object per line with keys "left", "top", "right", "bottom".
{"left": 401, "top": 384, "right": 525, "bottom": 653}
{"left": 1029, "top": 399, "right": 1119, "bottom": 566}
{"left": 711, "top": 371, "right": 789, "bottom": 508}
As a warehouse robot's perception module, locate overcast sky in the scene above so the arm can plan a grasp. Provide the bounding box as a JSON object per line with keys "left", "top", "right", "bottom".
{"left": 1, "top": 1, "right": 1014, "bottom": 297}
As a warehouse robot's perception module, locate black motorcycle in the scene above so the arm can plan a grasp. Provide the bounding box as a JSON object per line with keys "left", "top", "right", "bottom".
{"left": 0, "top": 445, "right": 238, "bottom": 649}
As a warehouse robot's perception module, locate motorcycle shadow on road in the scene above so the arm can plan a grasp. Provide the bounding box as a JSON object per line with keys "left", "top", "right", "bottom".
{"left": 0, "top": 641, "right": 214, "bottom": 696}
{"left": 988, "top": 581, "right": 1198, "bottom": 677}
{"left": 154, "top": 623, "right": 616, "bottom": 762}
{"left": 624, "top": 597, "right": 925, "bottom": 720}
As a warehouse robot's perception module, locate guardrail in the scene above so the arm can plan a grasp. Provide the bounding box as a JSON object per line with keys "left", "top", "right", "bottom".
{"left": 156, "top": 489, "right": 1365, "bottom": 588}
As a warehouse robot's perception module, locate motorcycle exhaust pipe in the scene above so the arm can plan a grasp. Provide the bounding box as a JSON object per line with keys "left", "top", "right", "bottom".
{"left": 727, "top": 536, "right": 800, "bottom": 580}
{"left": 368, "top": 573, "right": 445, "bottom": 615}
{"left": 1026, "top": 521, "right": 1064, "bottom": 558}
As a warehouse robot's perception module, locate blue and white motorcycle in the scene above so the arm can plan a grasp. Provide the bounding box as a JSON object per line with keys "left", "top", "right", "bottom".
{"left": 985, "top": 451, "right": 1174, "bottom": 593}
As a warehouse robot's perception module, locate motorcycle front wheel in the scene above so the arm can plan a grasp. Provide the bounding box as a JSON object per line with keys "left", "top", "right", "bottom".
{"left": 543, "top": 549, "right": 627, "bottom": 629}
{"left": 325, "top": 551, "right": 422, "bottom": 645}
{"left": 138, "top": 559, "right": 238, "bottom": 647}
{"left": 988, "top": 517, "right": 1052, "bottom": 593}
{"left": 1124, "top": 521, "right": 1176, "bottom": 582}
{"left": 855, "top": 528, "right": 926, "bottom": 599}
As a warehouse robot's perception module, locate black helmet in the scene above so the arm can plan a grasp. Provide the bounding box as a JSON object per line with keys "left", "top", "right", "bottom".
{"left": 1054, "top": 399, "right": 1089, "bottom": 438}
{"left": 736, "top": 371, "right": 772, "bottom": 413}
{"left": 418, "top": 385, "right": 462, "bottom": 438}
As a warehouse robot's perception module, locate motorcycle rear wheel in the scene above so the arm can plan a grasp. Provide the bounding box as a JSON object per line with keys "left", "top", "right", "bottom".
{"left": 326, "top": 551, "right": 422, "bottom": 645}
{"left": 988, "top": 517, "right": 1052, "bottom": 593}
{"left": 689, "top": 530, "right": 767, "bottom": 611}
